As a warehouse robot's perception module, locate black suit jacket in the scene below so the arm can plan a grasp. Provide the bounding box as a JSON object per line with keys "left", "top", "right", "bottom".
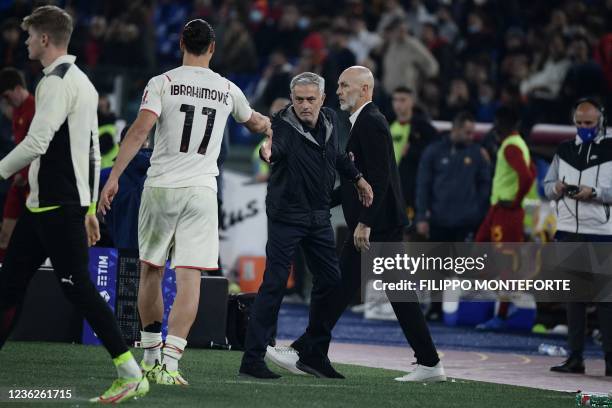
{"left": 339, "top": 103, "right": 409, "bottom": 232}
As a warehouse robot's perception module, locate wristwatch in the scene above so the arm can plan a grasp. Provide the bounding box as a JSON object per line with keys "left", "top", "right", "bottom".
{"left": 352, "top": 172, "right": 363, "bottom": 183}
{"left": 591, "top": 188, "right": 598, "bottom": 199}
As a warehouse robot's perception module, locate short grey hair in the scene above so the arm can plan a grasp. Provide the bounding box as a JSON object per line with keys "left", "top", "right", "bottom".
{"left": 290, "top": 72, "right": 325, "bottom": 95}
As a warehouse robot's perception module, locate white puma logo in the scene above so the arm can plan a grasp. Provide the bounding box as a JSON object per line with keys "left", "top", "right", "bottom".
{"left": 61, "top": 275, "right": 74, "bottom": 286}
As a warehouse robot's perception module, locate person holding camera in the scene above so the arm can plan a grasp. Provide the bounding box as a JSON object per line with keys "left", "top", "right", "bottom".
{"left": 543, "top": 98, "right": 612, "bottom": 376}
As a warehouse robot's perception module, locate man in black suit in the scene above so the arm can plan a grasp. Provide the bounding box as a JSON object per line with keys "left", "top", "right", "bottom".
{"left": 266, "top": 66, "right": 446, "bottom": 382}
{"left": 239, "top": 72, "right": 373, "bottom": 380}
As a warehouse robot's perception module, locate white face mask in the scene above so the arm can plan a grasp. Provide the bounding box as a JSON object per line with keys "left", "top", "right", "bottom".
{"left": 479, "top": 95, "right": 492, "bottom": 104}
{"left": 249, "top": 9, "right": 263, "bottom": 23}
{"left": 297, "top": 17, "right": 310, "bottom": 30}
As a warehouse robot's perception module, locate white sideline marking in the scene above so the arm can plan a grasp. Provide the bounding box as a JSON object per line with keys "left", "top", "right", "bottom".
{"left": 228, "top": 380, "right": 353, "bottom": 388}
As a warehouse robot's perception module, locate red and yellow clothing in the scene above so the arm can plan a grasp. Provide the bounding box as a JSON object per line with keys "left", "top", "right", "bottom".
{"left": 476, "top": 134, "right": 536, "bottom": 243}
{"left": 4, "top": 93, "right": 34, "bottom": 219}
{"left": 13, "top": 94, "right": 35, "bottom": 144}
{"left": 11, "top": 94, "right": 35, "bottom": 181}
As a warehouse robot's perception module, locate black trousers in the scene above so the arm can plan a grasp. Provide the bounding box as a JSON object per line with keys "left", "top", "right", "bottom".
{"left": 554, "top": 231, "right": 612, "bottom": 357}
{"left": 429, "top": 224, "right": 475, "bottom": 243}
{"left": 241, "top": 220, "right": 341, "bottom": 365}
{"left": 567, "top": 302, "right": 612, "bottom": 355}
{"left": 428, "top": 225, "right": 475, "bottom": 307}
{"left": 0, "top": 206, "right": 128, "bottom": 358}
{"left": 294, "top": 227, "right": 440, "bottom": 367}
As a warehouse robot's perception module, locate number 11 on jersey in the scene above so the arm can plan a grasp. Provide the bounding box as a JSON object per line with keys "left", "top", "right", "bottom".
{"left": 179, "top": 103, "right": 216, "bottom": 155}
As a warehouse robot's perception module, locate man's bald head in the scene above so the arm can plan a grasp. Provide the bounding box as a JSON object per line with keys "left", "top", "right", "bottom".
{"left": 337, "top": 66, "right": 375, "bottom": 113}
{"left": 574, "top": 101, "right": 602, "bottom": 130}
{"left": 343, "top": 66, "right": 374, "bottom": 88}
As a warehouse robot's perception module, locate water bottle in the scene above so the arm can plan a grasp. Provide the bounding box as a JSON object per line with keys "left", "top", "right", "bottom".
{"left": 538, "top": 343, "right": 568, "bottom": 357}
{"left": 576, "top": 392, "right": 612, "bottom": 407}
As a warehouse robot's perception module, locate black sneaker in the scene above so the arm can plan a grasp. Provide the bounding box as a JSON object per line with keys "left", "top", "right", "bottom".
{"left": 550, "top": 355, "right": 585, "bottom": 374}
{"left": 239, "top": 362, "right": 281, "bottom": 379}
{"left": 296, "top": 357, "right": 345, "bottom": 379}
{"left": 426, "top": 302, "right": 443, "bottom": 322}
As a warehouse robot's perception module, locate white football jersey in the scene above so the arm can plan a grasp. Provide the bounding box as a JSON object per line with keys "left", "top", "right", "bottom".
{"left": 140, "top": 66, "right": 252, "bottom": 190}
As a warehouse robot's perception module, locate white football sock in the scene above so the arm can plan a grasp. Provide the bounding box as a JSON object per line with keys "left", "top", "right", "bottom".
{"left": 114, "top": 351, "right": 142, "bottom": 379}
{"left": 140, "top": 330, "right": 162, "bottom": 366}
{"left": 162, "top": 335, "right": 187, "bottom": 372}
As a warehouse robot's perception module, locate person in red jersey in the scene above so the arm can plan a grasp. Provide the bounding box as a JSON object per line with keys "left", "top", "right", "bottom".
{"left": 0, "top": 67, "right": 34, "bottom": 261}
{"left": 474, "top": 106, "right": 536, "bottom": 331}
{"left": 475, "top": 106, "right": 536, "bottom": 244}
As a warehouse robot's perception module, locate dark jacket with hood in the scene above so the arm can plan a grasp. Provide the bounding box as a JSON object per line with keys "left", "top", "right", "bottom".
{"left": 265, "top": 105, "right": 360, "bottom": 227}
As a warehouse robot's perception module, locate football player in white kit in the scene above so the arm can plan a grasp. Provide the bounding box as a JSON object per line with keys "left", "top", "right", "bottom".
{"left": 99, "top": 19, "right": 271, "bottom": 385}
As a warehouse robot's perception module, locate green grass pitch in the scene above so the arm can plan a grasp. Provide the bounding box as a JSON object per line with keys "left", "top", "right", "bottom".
{"left": 0, "top": 342, "right": 573, "bottom": 407}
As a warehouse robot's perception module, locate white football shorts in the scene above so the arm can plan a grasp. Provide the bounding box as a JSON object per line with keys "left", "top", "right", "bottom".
{"left": 138, "top": 186, "right": 219, "bottom": 270}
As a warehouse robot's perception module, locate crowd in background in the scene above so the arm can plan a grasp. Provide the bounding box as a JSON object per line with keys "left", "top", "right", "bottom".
{"left": 0, "top": 0, "right": 611, "bottom": 129}
{"left": 0, "top": 0, "right": 610, "bottom": 337}
{"left": 1, "top": 0, "right": 610, "bottom": 246}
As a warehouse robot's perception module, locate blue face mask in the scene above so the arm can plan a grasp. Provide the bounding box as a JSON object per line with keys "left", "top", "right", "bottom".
{"left": 577, "top": 126, "right": 598, "bottom": 143}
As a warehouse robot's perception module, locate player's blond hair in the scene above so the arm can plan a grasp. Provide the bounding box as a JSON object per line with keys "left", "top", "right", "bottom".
{"left": 21, "top": 5, "right": 73, "bottom": 48}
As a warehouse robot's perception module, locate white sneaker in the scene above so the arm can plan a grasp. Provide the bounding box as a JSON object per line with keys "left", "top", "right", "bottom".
{"left": 350, "top": 303, "right": 366, "bottom": 314}
{"left": 265, "top": 346, "right": 307, "bottom": 375}
{"left": 394, "top": 362, "right": 447, "bottom": 382}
